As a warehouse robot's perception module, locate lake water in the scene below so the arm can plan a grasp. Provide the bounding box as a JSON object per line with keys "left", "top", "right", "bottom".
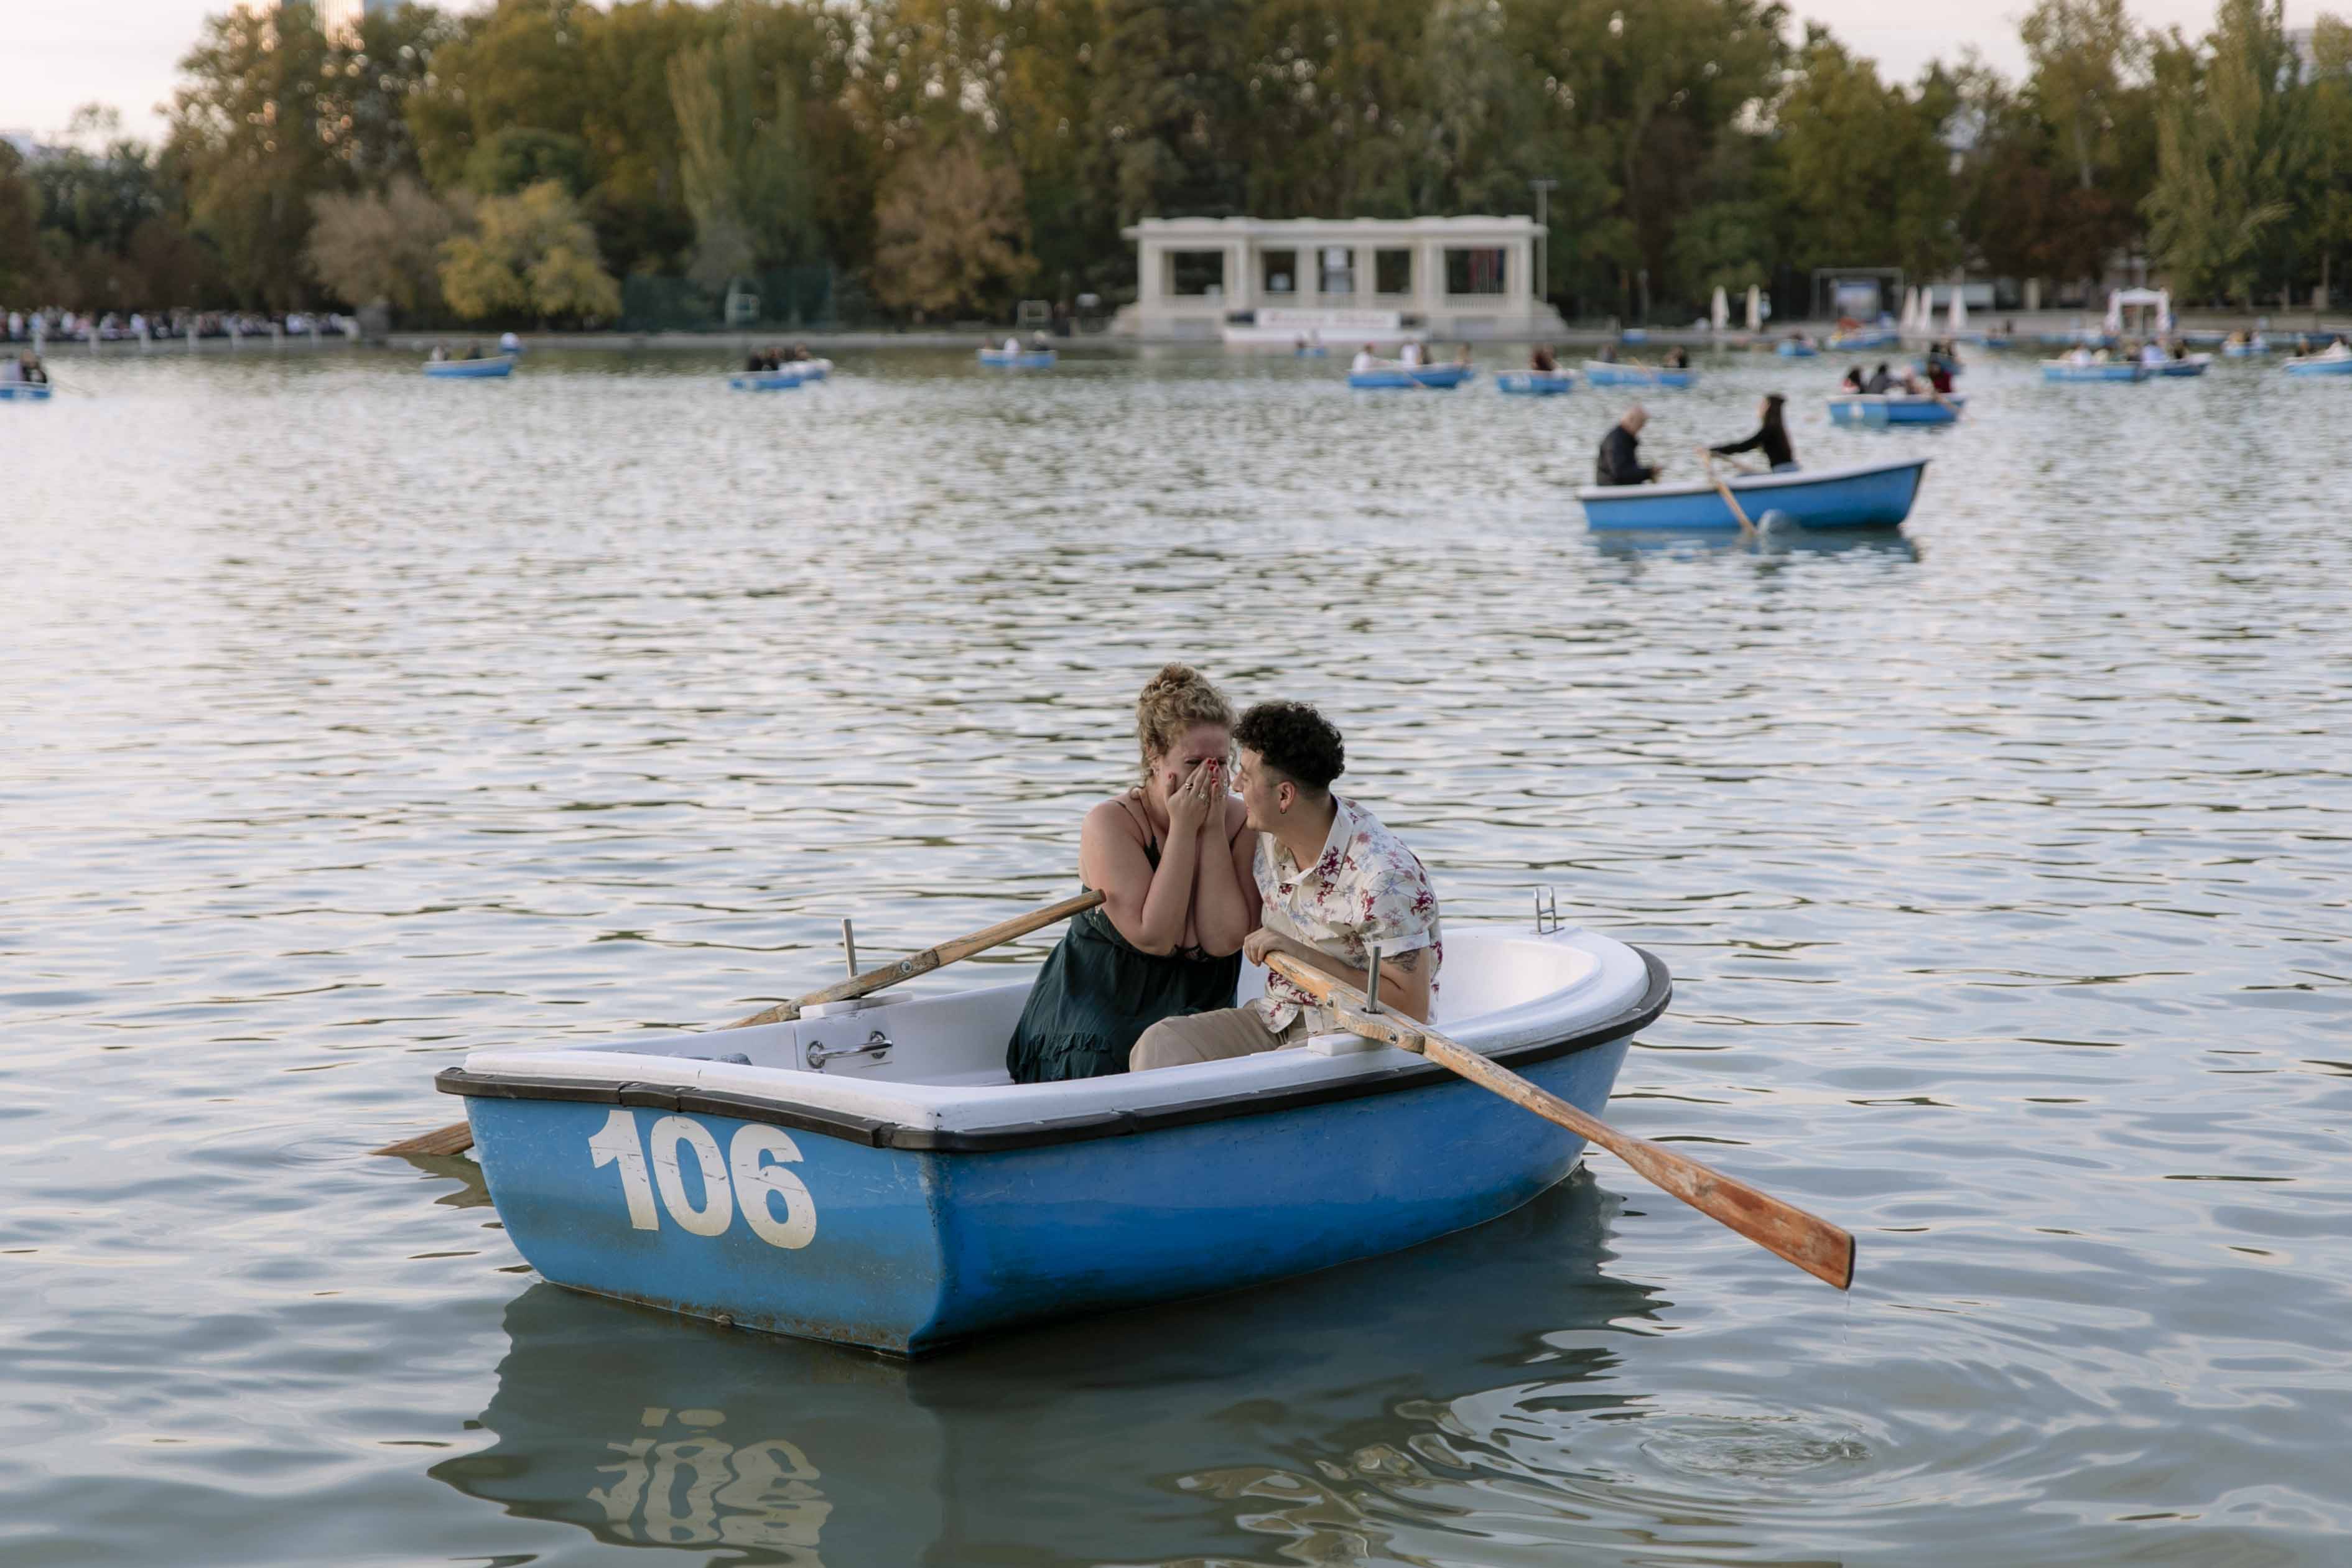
{"left": 4, "top": 344, "right": 2349, "bottom": 1566}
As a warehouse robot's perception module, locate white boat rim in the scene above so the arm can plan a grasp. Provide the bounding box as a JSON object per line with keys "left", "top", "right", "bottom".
{"left": 1576, "top": 455, "right": 1928, "bottom": 504}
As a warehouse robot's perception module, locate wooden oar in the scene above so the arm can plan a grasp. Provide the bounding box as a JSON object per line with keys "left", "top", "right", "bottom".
{"left": 373, "top": 889, "right": 1105, "bottom": 1158}
{"left": 1698, "top": 448, "right": 1760, "bottom": 539}
{"left": 1263, "top": 952, "right": 1855, "bottom": 1291}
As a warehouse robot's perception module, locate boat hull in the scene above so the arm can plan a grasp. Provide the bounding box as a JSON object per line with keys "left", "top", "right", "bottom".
{"left": 1827, "top": 394, "right": 1963, "bottom": 427}
{"left": 1495, "top": 371, "right": 1575, "bottom": 396}
{"left": 424, "top": 356, "right": 516, "bottom": 378}
{"left": 1579, "top": 457, "right": 1928, "bottom": 532}
{"left": 978, "top": 350, "right": 1056, "bottom": 368}
{"left": 1582, "top": 362, "right": 1695, "bottom": 388}
{"left": 2284, "top": 355, "right": 2352, "bottom": 376}
{"left": 1349, "top": 364, "right": 1474, "bottom": 389}
{"left": 458, "top": 1006, "right": 1646, "bottom": 1356}
{"left": 1826, "top": 330, "right": 1899, "bottom": 350}
{"left": 2152, "top": 356, "right": 2210, "bottom": 377}
{"left": 728, "top": 371, "right": 804, "bottom": 391}
{"left": 2042, "top": 361, "right": 2147, "bottom": 382}
{"left": 1775, "top": 341, "right": 1819, "bottom": 357}
{"left": 0, "top": 382, "right": 52, "bottom": 401}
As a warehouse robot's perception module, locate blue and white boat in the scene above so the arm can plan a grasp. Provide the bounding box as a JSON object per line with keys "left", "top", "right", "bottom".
{"left": 1495, "top": 371, "right": 1575, "bottom": 396}
{"left": 1582, "top": 361, "right": 1696, "bottom": 389}
{"left": 1826, "top": 328, "right": 1899, "bottom": 351}
{"left": 2042, "top": 358, "right": 2147, "bottom": 383}
{"left": 1348, "top": 364, "right": 1474, "bottom": 390}
{"left": 1827, "top": 393, "right": 1964, "bottom": 427}
{"left": 2283, "top": 350, "right": 2352, "bottom": 376}
{"left": 978, "top": 348, "right": 1056, "bottom": 368}
{"left": 435, "top": 925, "right": 1668, "bottom": 1356}
{"left": 1775, "top": 340, "right": 1820, "bottom": 358}
{"left": 728, "top": 369, "right": 804, "bottom": 392}
{"left": 2221, "top": 337, "right": 2270, "bottom": 358}
{"left": 424, "top": 355, "right": 516, "bottom": 379}
{"left": 1579, "top": 456, "right": 1930, "bottom": 532}
{"left": 0, "top": 382, "right": 52, "bottom": 402}
{"left": 2152, "top": 354, "right": 2211, "bottom": 378}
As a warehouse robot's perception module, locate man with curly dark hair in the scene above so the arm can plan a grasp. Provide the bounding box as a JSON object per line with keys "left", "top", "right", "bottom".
{"left": 1131, "top": 700, "right": 1442, "bottom": 1070}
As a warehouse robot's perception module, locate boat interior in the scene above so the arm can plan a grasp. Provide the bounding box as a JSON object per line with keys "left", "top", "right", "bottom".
{"left": 452, "top": 927, "right": 1660, "bottom": 1134}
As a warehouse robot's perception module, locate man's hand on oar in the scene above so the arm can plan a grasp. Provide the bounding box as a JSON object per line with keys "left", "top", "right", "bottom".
{"left": 1264, "top": 952, "right": 1855, "bottom": 1291}
{"left": 373, "top": 890, "right": 1106, "bottom": 1159}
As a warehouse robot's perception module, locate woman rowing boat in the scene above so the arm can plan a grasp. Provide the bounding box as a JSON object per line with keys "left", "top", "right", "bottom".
{"left": 1709, "top": 393, "right": 1796, "bottom": 472}
{"left": 1005, "top": 665, "right": 1258, "bottom": 1082}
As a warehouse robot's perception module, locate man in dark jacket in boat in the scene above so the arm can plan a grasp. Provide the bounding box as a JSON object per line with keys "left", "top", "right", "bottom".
{"left": 1132, "top": 702, "right": 1442, "bottom": 1070}
{"left": 1593, "top": 406, "right": 1659, "bottom": 486}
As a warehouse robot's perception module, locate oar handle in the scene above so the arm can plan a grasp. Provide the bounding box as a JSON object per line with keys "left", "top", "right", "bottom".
{"left": 1263, "top": 953, "right": 1855, "bottom": 1291}
{"left": 727, "top": 889, "right": 1105, "bottom": 1027}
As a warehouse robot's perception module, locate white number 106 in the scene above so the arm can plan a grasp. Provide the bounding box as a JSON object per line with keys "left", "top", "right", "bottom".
{"left": 587, "top": 1108, "right": 818, "bottom": 1250}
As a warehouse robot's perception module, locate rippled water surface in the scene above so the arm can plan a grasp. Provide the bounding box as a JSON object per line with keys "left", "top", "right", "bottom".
{"left": 5, "top": 345, "right": 2350, "bottom": 1566}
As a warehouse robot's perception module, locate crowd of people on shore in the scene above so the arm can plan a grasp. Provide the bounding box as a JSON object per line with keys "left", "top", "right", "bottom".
{"left": 2, "top": 307, "right": 357, "bottom": 345}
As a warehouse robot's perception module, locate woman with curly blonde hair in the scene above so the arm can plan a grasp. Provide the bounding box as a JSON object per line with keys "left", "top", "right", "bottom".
{"left": 1005, "top": 664, "right": 1259, "bottom": 1082}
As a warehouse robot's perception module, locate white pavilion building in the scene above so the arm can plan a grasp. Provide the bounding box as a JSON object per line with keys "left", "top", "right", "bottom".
{"left": 1115, "top": 215, "right": 1568, "bottom": 343}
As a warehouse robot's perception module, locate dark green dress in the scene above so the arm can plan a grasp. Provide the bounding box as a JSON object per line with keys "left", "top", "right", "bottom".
{"left": 1004, "top": 837, "right": 1242, "bottom": 1083}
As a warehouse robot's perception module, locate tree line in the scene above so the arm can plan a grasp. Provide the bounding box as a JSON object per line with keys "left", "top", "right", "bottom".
{"left": 2, "top": 0, "right": 2348, "bottom": 328}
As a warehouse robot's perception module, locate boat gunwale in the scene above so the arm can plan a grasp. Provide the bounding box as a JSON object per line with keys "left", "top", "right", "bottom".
{"left": 436, "top": 948, "right": 1670, "bottom": 1153}
{"left": 1575, "top": 455, "right": 1928, "bottom": 505}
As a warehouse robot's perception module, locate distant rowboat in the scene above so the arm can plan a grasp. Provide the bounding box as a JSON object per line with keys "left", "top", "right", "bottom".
{"left": 2042, "top": 360, "right": 2147, "bottom": 383}
{"left": 1579, "top": 456, "right": 1929, "bottom": 532}
{"left": 2283, "top": 351, "right": 2352, "bottom": 376}
{"left": 1775, "top": 341, "right": 1820, "bottom": 357}
{"left": 1349, "top": 364, "right": 1474, "bottom": 390}
{"left": 728, "top": 360, "right": 832, "bottom": 391}
{"left": 1582, "top": 361, "right": 1695, "bottom": 389}
{"left": 1826, "top": 393, "right": 1964, "bottom": 427}
{"left": 1826, "top": 328, "right": 1899, "bottom": 350}
{"left": 978, "top": 348, "right": 1056, "bottom": 368}
{"left": 1495, "top": 371, "right": 1576, "bottom": 396}
{"left": 424, "top": 356, "right": 516, "bottom": 379}
{"left": 2152, "top": 355, "right": 2211, "bottom": 378}
{"left": 0, "top": 382, "right": 52, "bottom": 402}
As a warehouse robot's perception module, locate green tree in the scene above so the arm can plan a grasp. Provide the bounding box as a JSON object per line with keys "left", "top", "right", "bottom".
{"left": 463, "top": 127, "right": 595, "bottom": 197}
{"left": 1092, "top": 0, "right": 1248, "bottom": 223}
{"left": 870, "top": 132, "right": 1034, "bottom": 315}
{"left": 667, "top": 9, "right": 818, "bottom": 290}
{"left": 165, "top": 5, "right": 349, "bottom": 308}
{"left": 2144, "top": 0, "right": 2305, "bottom": 303}
{"left": 0, "top": 142, "right": 58, "bottom": 303}
{"left": 2304, "top": 17, "right": 2352, "bottom": 303}
{"left": 1775, "top": 32, "right": 1958, "bottom": 279}
{"left": 439, "top": 179, "right": 621, "bottom": 322}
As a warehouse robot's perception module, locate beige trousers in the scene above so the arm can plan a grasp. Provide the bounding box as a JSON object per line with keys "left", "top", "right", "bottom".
{"left": 1130, "top": 1007, "right": 1311, "bottom": 1071}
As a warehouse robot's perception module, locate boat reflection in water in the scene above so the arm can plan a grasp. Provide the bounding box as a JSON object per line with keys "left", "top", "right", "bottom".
{"left": 430, "top": 1176, "right": 1665, "bottom": 1564}
{"left": 1593, "top": 528, "right": 1921, "bottom": 565}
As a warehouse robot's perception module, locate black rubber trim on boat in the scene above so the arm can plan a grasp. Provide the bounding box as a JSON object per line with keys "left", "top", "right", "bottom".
{"left": 436, "top": 946, "right": 1672, "bottom": 1153}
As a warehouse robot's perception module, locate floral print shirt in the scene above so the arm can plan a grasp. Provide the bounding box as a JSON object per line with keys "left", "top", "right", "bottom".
{"left": 1252, "top": 795, "right": 1443, "bottom": 1032}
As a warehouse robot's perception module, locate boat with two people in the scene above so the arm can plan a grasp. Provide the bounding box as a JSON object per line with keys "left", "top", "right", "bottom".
{"left": 1583, "top": 345, "right": 1696, "bottom": 389}
{"left": 424, "top": 341, "right": 517, "bottom": 378}
{"left": 1348, "top": 340, "right": 1475, "bottom": 389}
{"left": 1495, "top": 344, "right": 1574, "bottom": 396}
{"left": 1, "top": 350, "right": 51, "bottom": 400}
{"left": 730, "top": 343, "right": 832, "bottom": 391}
{"left": 2284, "top": 337, "right": 2352, "bottom": 376}
{"left": 978, "top": 333, "right": 1057, "bottom": 368}
{"left": 2042, "top": 346, "right": 2147, "bottom": 383}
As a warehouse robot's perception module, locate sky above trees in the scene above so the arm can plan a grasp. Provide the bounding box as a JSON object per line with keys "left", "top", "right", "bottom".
{"left": 1, "top": 0, "right": 2279, "bottom": 142}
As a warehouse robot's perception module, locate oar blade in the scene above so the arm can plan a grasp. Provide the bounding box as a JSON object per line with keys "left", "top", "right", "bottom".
{"left": 375, "top": 1120, "right": 475, "bottom": 1158}
{"left": 1609, "top": 1139, "right": 1854, "bottom": 1289}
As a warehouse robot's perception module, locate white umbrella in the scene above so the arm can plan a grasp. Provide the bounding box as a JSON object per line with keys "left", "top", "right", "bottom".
{"left": 1948, "top": 286, "right": 1966, "bottom": 333}
{"left": 1711, "top": 286, "right": 1728, "bottom": 332}
{"left": 1745, "top": 284, "right": 1762, "bottom": 332}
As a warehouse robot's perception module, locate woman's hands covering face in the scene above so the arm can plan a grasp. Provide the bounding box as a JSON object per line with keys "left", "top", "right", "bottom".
{"left": 1164, "top": 756, "right": 1220, "bottom": 837}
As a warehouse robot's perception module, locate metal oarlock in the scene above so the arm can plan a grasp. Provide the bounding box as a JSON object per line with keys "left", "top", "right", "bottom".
{"left": 1534, "top": 886, "right": 1561, "bottom": 934}
{"left": 1364, "top": 943, "right": 1383, "bottom": 1015}
{"left": 842, "top": 918, "right": 859, "bottom": 978}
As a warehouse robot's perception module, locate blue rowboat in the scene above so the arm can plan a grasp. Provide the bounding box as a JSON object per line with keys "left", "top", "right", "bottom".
{"left": 2221, "top": 338, "right": 2270, "bottom": 357}
{"left": 978, "top": 348, "right": 1056, "bottom": 368}
{"left": 1495, "top": 371, "right": 1575, "bottom": 396}
{"left": 424, "top": 355, "right": 516, "bottom": 379}
{"left": 1826, "top": 328, "right": 1898, "bottom": 350}
{"left": 2283, "top": 351, "right": 2352, "bottom": 376}
{"left": 2152, "top": 355, "right": 2211, "bottom": 378}
{"left": 728, "top": 370, "right": 803, "bottom": 392}
{"left": 1579, "top": 455, "right": 1929, "bottom": 532}
{"left": 1827, "top": 393, "right": 1964, "bottom": 427}
{"left": 1348, "top": 364, "right": 1474, "bottom": 390}
{"left": 2042, "top": 359, "right": 2147, "bottom": 383}
{"left": 0, "top": 382, "right": 52, "bottom": 402}
{"left": 1775, "top": 340, "right": 1820, "bottom": 357}
{"left": 436, "top": 927, "right": 1667, "bottom": 1356}
{"left": 1582, "top": 361, "right": 1696, "bottom": 389}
